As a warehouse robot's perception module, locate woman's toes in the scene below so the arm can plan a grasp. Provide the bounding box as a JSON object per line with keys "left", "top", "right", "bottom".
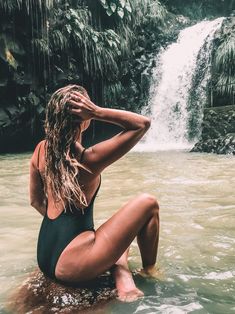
{"left": 117, "top": 288, "right": 144, "bottom": 302}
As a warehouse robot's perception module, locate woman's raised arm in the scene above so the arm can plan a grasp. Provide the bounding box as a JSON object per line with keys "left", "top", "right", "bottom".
{"left": 70, "top": 91, "right": 151, "bottom": 174}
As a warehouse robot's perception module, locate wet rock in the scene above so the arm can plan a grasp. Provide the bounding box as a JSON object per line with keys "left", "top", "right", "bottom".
{"left": 191, "top": 105, "right": 235, "bottom": 155}
{"left": 8, "top": 269, "right": 116, "bottom": 314}
{"left": 191, "top": 133, "right": 235, "bottom": 155}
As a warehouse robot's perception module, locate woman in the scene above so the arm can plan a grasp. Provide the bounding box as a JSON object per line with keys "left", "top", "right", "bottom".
{"left": 30, "top": 84, "right": 160, "bottom": 302}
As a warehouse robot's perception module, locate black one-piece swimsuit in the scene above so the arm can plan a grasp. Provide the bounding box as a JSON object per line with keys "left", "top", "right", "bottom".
{"left": 37, "top": 180, "right": 101, "bottom": 280}
{"left": 36, "top": 143, "right": 101, "bottom": 280}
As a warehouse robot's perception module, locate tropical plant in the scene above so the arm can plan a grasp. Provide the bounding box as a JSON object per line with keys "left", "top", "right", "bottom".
{"left": 161, "top": 0, "right": 234, "bottom": 18}
{"left": 213, "top": 18, "right": 235, "bottom": 96}
{"left": 0, "top": 0, "right": 53, "bottom": 13}
{"left": 132, "top": 0, "right": 167, "bottom": 28}
{"left": 0, "top": 0, "right": 169, "bottom": 114}
{"left": 99, "top": 0, "right": 132, "bottom": 18}
{"left": 48, "top": 5, "right": 122, "bottom": 80}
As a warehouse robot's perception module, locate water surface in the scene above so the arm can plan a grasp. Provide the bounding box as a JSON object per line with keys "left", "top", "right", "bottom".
{"left": 0, "top": 151, "right": 234, "bottom": 313}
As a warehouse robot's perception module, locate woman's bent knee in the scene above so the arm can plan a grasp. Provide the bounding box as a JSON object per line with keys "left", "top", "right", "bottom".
{"left": 138, "top": 193, "right": 159, "bottom": 211}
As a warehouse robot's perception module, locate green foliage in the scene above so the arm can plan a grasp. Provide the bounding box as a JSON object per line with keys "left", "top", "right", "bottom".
{"left": 0, "top": 0, "right": 169, "bottom": 112}
{"left": 0, "top": 0, "right": 53, "bottom": 13}
{"left": 33, "top": 38, "right": 50, "bottom": 56}
{"left": 213, "top": 19, "right": 235, "bottom": 96}
{"left": 104, "top": 82, "right": 123, "bottom": 105}
{"left": 132, "top": 0, "right": 167, "bottom": 28}
{"left": 99, "top": 0, "right": 132, "bottom": 18}
{"left": 98, "top": 0, "right": 167, "bottom": 28}
{"left": 49, "top": 5, "right": 121, "bottom": 79}
{"left": 161, "top": 0, "right": 234, "bottom": 19}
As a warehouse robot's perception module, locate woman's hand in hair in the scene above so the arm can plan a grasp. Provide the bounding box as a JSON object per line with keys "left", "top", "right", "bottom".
{"left": 69, "top": 91, "right": 100, "bottom": 121}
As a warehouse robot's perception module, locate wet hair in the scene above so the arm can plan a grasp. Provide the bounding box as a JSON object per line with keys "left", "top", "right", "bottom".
{"left": 44, "top": 84, "right": 90, "bottom": 211}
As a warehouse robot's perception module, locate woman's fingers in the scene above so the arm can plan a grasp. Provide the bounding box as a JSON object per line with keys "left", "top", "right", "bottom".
{"left": 68, "top": 99, "right": 83, "bottom": 116}
{"left": 71, "top": 92, "right": 95, "bottom": 110}
{"left": 70, "top": 92, "right": 86, "bottom": 105}
{"left": 68, "top": 91, "right": 98, "bottom": 120}
{"left": 72, "top": 91, "right": 87, "bottom": 102}
{"left": 69, "top": 99, "right": 83, "bottom": 109}
{"left": 71, "top": 108, "right": 82, "bottom": 114}
{"left": 69, "top": 101, "right": 91, "bottom": 120}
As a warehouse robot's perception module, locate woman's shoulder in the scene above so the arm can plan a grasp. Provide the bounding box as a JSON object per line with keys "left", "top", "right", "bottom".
{"left": 33, "top": 139, "right": 46, "bottom": 152}
{"left": 31, "top": 140, "right": 46, "bottom": 167}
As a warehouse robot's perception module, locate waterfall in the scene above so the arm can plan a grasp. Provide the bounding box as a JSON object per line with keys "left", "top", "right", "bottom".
{"left": 136, "top": 18, "right": 224, "bottom": 152}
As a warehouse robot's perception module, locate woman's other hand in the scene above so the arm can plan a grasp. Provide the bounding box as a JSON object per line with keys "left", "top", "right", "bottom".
{"left": 69, "top": 91, "right": 100, "bottom": 121}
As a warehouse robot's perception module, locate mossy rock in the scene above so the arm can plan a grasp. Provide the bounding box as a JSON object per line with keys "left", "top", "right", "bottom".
{"left": 191, "top": 133, "right": 235, "bottom": 155}
{"left": 7, "top": 269, "right": 116, "bottom": 314}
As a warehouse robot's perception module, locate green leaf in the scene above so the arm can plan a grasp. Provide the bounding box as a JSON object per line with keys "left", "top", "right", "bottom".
{"left": 117, "top": 6, "right": 124, "bottom": 18}
{"left": 106, "top": 7, "right": 113, "bottom": 16}
{"left": 110, "top": 2, "right": 117, "bottom": 13}
{"left": 99, "top": 0, "right": 109, "bottom": 9}
{"left": 92, "top": 34, "right": 99, "bottom": 43}
{"left": 74, "top": 31, "right": 82, "bottom": 42}
{"left": 70, "top": 8, "right": 79, "bottom": 19}
{"left": 65, "top": 24, "right": 72, "bottom": 34}
{"left": 65, "top": 12, "right": 71, "bottom": 20}
{"left": 78, "top": 22, "right": 85, "bottom": 31}
{"left": 125, "top": 1, "right": 132, "bottom": 13}
{"left": 119, "top": 0, "right": 126, "bottom": 8}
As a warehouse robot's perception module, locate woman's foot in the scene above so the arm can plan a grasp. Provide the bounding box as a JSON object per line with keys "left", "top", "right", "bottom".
{"left": 112, "top": 265, "right": 144, "bottom": 302}
{"left": 137, "top": 265, "right": 162, "bottom": 279}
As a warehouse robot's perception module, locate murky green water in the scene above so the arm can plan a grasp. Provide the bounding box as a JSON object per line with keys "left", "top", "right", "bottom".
{"left": 0, "top": 151, "right": 235, "bottom": 314}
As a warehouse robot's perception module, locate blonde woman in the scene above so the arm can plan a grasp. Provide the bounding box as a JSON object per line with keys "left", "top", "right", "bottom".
{"left": 30, "top": 85, "right": 160, "bottom": 302}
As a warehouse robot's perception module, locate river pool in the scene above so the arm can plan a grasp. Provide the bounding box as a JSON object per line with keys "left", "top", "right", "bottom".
{"left": 0, "top": 151, "right": 234, "bottom": 314}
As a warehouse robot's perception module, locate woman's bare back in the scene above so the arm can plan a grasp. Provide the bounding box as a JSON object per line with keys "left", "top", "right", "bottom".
{"left": 34, "top": 139, "right": 101, "bottom": 219}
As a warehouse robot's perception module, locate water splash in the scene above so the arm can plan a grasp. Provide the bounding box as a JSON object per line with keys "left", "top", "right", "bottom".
{"left": 136, "top": 18, "right": 224, "bottom": 152}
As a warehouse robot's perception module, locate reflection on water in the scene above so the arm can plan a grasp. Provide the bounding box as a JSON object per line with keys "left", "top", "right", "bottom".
{"left": 0, "top": 151, "right": 235, "bottom": 313}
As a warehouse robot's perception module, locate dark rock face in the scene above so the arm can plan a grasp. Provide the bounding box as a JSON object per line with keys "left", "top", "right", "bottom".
{"left": 191, "top": 106, "right": 235, "bottom": 154}
{"left": 191, "top": 133, "right": 235, "bottom": 155}
{"left": 8, "top": 270, "right": 116, "bottom": 314}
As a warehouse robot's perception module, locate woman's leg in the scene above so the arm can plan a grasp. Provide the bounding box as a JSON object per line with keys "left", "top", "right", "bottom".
{"left": 55, "top": 193, "right": 159, "bottom": 284}
{"left": 111, "top": 247, "right": 144, "bottom": 302}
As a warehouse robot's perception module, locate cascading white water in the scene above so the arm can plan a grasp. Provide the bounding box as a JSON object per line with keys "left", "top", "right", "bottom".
{"left": 136, "top": 18, "right": 224, "bottom": 152}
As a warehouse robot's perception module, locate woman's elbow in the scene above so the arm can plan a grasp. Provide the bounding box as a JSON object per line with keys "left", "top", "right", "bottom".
{"left": 30, "top": 198, "right": 44, "bottom": 210}
{"left": 142, "top": 117, "right": 151, "bottom": 130}
{"left": 30, "top": 199, "right": 38, "bottom": 209}
{"left": 30, "top": 200, "right": 46, "bottom": 215}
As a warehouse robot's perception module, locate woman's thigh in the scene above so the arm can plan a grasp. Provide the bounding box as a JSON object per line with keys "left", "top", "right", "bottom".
{"left": 55, "top": 193, "right": 159, "bottom": 282}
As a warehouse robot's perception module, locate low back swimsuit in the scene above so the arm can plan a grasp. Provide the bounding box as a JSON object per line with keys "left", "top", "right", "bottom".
{"left": 36, "top": 143, "right": 101, "bottom": 280}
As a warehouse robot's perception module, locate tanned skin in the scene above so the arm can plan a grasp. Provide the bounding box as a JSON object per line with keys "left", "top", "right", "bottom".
{"left": 30, "top": 91, "right": 160, "bottom": 302}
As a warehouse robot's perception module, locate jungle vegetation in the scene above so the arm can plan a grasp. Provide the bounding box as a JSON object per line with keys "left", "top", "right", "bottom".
{"left": 0, "top": 0, "right": 234, "bottom": 151}
{"left": 0, "top": 0, "right": 168, "bottom": 105}
{"left": 0, "top": 0, "right": 233, "bottom": 106}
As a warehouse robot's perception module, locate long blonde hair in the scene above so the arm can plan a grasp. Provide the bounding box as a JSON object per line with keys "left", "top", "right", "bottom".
{"left": 44, "top": 84, "right": 89, "bottom": 210}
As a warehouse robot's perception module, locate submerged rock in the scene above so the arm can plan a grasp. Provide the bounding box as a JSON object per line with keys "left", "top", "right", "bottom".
{"left": 8, "top": 269, "right": 116, "bottom": 314}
